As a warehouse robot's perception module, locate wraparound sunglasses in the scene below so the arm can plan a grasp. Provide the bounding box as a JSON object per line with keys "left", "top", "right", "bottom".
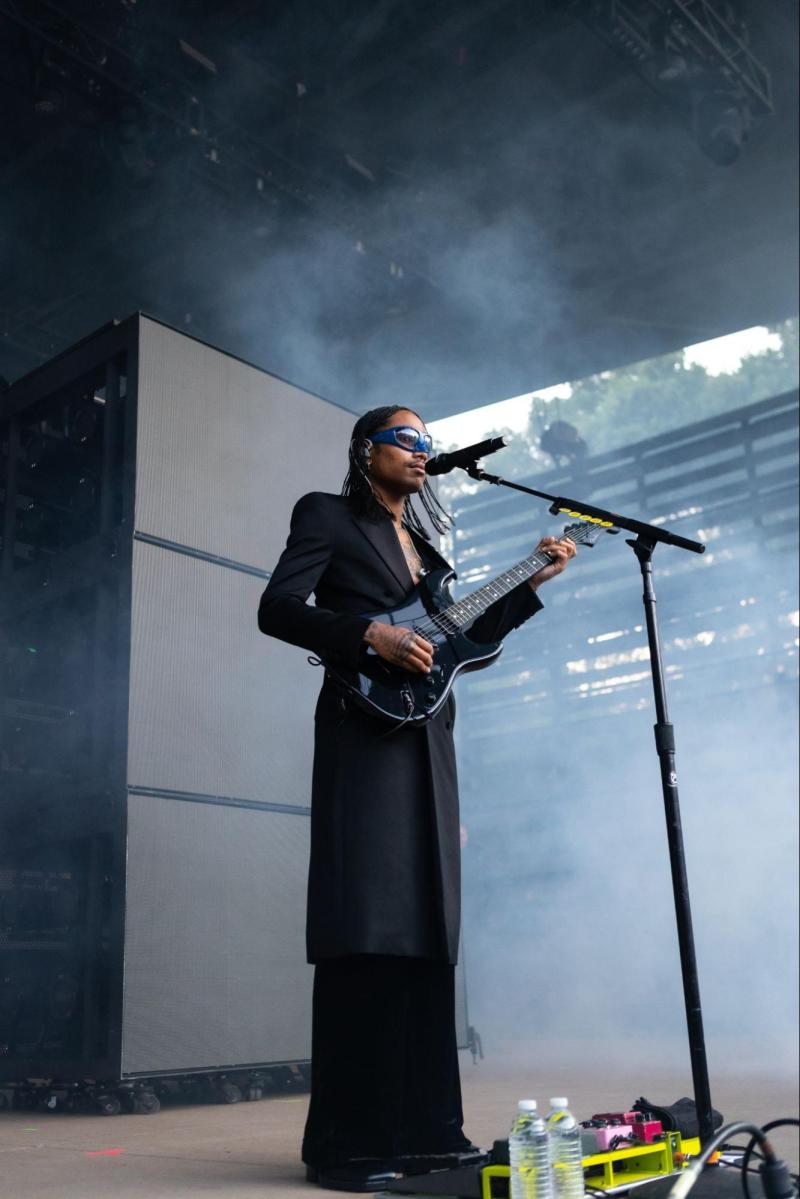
{"left": 369, "top": 426, "right": 433, "bottom": 455}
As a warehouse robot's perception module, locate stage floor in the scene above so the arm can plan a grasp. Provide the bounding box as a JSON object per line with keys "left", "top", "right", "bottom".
{"left": 1, "top": 1055, "right": 796, "bottom": 1198}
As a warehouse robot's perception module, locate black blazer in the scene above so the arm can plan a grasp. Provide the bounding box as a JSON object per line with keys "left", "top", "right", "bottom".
{"left": 258, "top": 491, "right": 543, "bottom": 962}
{"left": 258, "top": 490, "right": 541, "bottom": 663}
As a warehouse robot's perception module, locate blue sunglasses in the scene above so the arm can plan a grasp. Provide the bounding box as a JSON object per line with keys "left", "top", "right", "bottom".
{"left": 369, "top": 426, "right": 433, "bottom": 455}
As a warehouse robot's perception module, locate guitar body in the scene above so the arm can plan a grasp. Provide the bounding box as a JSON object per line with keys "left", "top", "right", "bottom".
{"left": 321, "top": 566, "right": 502, "bottom": 726}
{"left": 319, "top": 521, "right": 610, "bottom": 727}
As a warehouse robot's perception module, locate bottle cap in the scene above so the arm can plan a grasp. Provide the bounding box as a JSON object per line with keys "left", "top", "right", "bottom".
{"left": 549, "top": 1098, "right": 569, "bottom": 1108}
{"left": 518, "top": 1099, "right": 538, "bottom": 1112}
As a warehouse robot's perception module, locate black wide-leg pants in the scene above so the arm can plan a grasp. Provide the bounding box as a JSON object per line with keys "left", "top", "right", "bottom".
{"left": 301, "top": 955, "right": 469, "bottom": 1168}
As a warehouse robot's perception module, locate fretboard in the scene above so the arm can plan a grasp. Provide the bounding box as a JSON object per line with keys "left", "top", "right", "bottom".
{"left": 439, "top": 548, "right": 553, "bottom": 629}
{"left": 434, "top": 523, "right": 596, "bottom": 631}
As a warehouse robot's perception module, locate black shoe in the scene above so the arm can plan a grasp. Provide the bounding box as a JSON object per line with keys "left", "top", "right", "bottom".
{"left": 395, "top": 1145, "right": 489, "bottom": 1174}
{"left": 305, "top": 1162, "right": 405, "bottom": 1192}
{"left": 304, "top": 1144, "right": 488, "bottom": 1190}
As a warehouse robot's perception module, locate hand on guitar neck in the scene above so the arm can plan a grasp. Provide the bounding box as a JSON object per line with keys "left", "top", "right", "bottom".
{"left": 364, "top": 621, "right": 435, "bottom": 675}
{"left": 528, "top": 535, "right": 578, "bottom": 591}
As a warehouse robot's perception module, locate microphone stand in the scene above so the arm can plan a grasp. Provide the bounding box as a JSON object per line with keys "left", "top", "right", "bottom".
{"left": 462, "top": 461, "right": 716, "bottom": 1147}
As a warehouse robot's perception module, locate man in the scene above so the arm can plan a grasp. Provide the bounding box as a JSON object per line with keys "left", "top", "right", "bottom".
{"left": 258, "top": 405, "right": 575, "bottom": 1192}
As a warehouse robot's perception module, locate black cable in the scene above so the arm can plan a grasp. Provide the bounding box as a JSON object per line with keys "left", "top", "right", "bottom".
{"left": 721, "top": 1144, "right": 767, "bottom": 1175}
{"left": 741, "top": 1120, "right": 800, "bottom": 1199}
{"left": 718, "top": 1160, "right": 767, "bottom": 1178}
{"left": 668, "top": 1122, "right": 769, "bottom": 1199}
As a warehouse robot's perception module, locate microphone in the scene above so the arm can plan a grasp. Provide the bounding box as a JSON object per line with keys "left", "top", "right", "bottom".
{"left": 425, "top": 435, "right": 509, "bottom": 476}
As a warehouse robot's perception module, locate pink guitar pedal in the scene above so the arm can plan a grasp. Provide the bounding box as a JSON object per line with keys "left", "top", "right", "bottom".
{"left": 630, "top": 1116, "right": 663, "bottom": 1142}
{"left": 582, "top": 1124, "right": 634, "bottom": 1151}
{"left": 597, "top": 1125, "right": 633, "bottom": 1150}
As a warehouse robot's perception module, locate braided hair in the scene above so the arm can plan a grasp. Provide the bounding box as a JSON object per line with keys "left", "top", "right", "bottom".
{"left": 341, "top": 404, "right": 452, "bottom": 538}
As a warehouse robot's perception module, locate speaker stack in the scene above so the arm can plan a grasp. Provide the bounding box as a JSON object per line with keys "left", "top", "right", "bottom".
{"left": 4, "top": 314, "right": 470, "bottom": 1110}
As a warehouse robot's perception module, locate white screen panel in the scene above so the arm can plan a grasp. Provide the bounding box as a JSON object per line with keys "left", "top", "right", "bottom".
{"left": 128, "top": 540, "right": 316, "bottom": 806}
{"left": 122, "top": 795, "right": 311, "bottom": 1073}
{"left": 134, "top": 316, "right": 354, "bottom": 569}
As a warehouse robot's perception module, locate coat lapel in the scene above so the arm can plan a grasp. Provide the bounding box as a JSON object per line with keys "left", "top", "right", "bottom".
{"left": 409, "top": 527, "right": 453, "bottom": 575}
{"left": 350, "top": 512, "right": 412, "bottom": 591}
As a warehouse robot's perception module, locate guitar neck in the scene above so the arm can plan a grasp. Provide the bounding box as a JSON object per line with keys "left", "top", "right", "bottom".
{"left": 441, "top": 546, "right": 558, "bottom": 629}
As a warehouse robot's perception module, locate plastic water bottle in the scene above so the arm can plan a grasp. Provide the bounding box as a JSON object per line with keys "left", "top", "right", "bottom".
{"left": 546, "top": 1098, "right": 584, "bottom": 1199}
{"left": 510, "top": 1099, "right": 552, "bottom": 1199}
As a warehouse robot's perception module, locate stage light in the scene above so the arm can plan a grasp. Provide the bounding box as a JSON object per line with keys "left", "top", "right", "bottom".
{"left": 692, "top": 90, "right": 749, "bottom": 165}
{"left": 66, "top": 400, "right": 100, "bottom": 446}
{"left": 67, "top": 472, "right": 99, "bottom": 517}
{"left": 656, "top": 53, "right": 689, "bottom": 81}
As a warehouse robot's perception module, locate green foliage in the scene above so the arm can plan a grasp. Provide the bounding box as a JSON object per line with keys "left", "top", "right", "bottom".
{"left": 438, "top": 318, "right": 798, "bottom": 505}
{"left": 546, "top": 317, "right": 799, "bottom": 456}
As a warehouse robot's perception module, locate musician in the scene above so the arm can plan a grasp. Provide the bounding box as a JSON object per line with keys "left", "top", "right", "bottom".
{"left": 257, "top": 406, "right": 575, "bottom": 1192}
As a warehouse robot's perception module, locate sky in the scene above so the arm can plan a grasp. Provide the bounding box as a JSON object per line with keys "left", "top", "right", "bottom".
{"left": 428, "top": 324, "right": 783, "bottom": 448}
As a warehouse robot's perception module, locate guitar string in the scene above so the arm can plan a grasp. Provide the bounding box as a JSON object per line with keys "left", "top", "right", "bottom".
{"left": 364, "top": 527, "right": 604, "bottom": 718}
{"left": 410, "top": 529, "right": 598, "bottom": 640}
{"left": 413, "top": 567, "right": 542, "bottom": 638}
{"left": 410, "top": 522, "right": 604, "bottom": 637}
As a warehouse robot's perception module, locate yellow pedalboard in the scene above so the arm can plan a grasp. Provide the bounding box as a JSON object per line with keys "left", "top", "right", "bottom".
{"left": 480, "top": 1131, "right": 702, "bottom": 1198}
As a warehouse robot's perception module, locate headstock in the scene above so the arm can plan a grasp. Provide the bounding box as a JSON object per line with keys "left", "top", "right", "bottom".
{"left": 561, "top": 520, "right": 619, "bottom": 548}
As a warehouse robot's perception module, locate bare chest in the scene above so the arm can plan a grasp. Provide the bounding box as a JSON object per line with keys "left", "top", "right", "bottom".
{"left": 395, "top": 525, "right": 424, "bottom": 584}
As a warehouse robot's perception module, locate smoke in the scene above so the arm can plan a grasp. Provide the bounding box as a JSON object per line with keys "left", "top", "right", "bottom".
{"left": 3, "top": 0, "right": 797, "bottom": 1083}
{"left": 218, "top": 189, "right": 567, "bottom": 415}
{"left": 202, "top": 4, "right": 795, "bottom": 416}
{"left": 126, "top": 38, "right": 800, "bottom": 1084}
{"left": 457, "top": 541, "right": 799, "bottom": 1082}
{"left": 3, "top": 2, "right": 796, "bottom": 419}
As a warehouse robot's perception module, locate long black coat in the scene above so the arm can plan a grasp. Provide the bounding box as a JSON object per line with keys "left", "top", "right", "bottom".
{"left": 257, "top": 492, "right": 543, "bottom": 964}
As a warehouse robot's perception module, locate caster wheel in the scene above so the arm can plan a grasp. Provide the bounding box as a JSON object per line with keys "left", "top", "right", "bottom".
{"left": 132, "top": 1092, "right": 160, "bottom": 1115}
{"left": 245, "top": 1086, "right": 263, "bottom": 1101}
{"left": 40, "top": 1093, "right": 63, "bottom": 1112}
{"left": 96, "top": 1094, "right": 121, "bottom": 1116}
{"left": 218, "top": 1082, "right": 241, "bottom": 1104}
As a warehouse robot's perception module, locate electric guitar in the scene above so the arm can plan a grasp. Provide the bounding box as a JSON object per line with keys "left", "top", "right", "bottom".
{"left": 320, "top": 521, "right": 616, "bottom": 727}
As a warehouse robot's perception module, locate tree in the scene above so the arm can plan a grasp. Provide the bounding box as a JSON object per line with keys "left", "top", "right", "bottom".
{"left": 436, "top": 317, "right": 798, "bottom": 506}
{"left": 539, "top": 317, "right": 799, "bottom": 456}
